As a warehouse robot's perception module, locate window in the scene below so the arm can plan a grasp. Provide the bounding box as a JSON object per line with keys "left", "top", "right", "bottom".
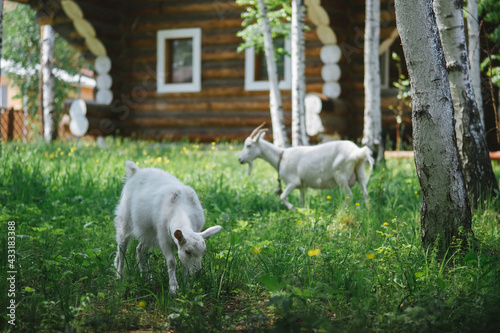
{"left": 157, "top": 28, "right": 201, "bottom": 93}
{"left": 244, "top": 38, "right": 291, "bottom": 91}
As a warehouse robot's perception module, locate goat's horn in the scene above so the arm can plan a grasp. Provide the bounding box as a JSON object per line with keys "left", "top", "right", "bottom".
{"left": 250, "top": 122, "right": 266, "bottom": 139}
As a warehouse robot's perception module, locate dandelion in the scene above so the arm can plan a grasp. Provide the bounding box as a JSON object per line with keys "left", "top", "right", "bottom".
{"left": 345, "top": 196, "right": 350, "bottom": 200}
{"left": 68, "top": 153, "right": 72, "bottom": 157}
{"left": 298, "top": 220, "right": 302, "bottom": 224}
{"left": 383, "top": 222, "right": 389, "bottom": 226}
{"left": 327, "top": 195, "right": 332, "bottom": 200}
{"left": 366, "top": 253, "right": 375, "bottom": 260}
{"left": 230, "top": 146, "right": 234, "bottom": 150}
{"left": 252, "top": 247, "right": 261, "bottom": 254}
{"left": 355, "top": 202, "right": 360, "bottom": 206}
{"left": 49, "top": 154, "right": 54, "bottom": 159}
{"left": 137, "top": 301, "right": 146, "bottom": 308}
{"left": 211, "top": 142, "right": 216, "bottom": 145}
{"left": 308, "top": 249, "right": 321, "bottom": 257}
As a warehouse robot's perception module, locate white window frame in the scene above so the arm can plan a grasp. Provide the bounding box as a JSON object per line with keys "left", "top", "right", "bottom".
{"left": 244, "top": 39, "right": 292, "bottom": 91}
{"left": 157, "top": 28, "right": 201, "bottom": 93}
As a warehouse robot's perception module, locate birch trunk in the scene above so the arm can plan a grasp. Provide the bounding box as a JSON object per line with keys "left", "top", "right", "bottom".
{"left": 434, "top": 0, "right": 498, "bottom": 206}
{"left": 256, "top": 0, "right": 289, "bottom": 148}
{"left": 362, "top": 0, "right": 384, "bottom": 164}
{"left": 42, "top": 24, "right": 56, "bottom": 143}
{"left": 466, "top": 0, "right": 484, "bottom": 126}
{"left": 394, "top": 0, "right": 472, "bottom": 255}
{"left": 291, "top": 0, "right": 308, "bottom": 146}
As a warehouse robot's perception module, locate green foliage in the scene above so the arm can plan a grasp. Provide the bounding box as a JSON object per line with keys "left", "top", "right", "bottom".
{"left": 236, "top": 0, "right": 292, "bottom": 57}
{"left": 478, "top": 0, "right": 500, "bottom": 88}
{"left": 0, "top": 139, "right": 499, "bottom": 332}
{"left": 2, "top": 4, "right": 91, "bottom": 120}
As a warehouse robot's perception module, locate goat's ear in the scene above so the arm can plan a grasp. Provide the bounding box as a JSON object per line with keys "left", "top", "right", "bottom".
{"left": 255, "top": 129, "right": 268, "bottom": 142}
{"left": 200, "top": 225, "right": 222, "bottom": 239}
{"left": 174, "top": 230, "right": 186, "bottom": 245}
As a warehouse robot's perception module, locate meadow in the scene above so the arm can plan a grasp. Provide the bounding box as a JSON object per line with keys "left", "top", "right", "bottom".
{"left": 1, "top": 138, "right": 499, "bottom": 332}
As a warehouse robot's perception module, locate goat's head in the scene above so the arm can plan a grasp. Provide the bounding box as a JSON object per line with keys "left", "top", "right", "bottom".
{"left": 174, "top": 226, "right": 222, "bottom": 275}
{"left": 238, "top": 122, "right": 268, "bottom": 175}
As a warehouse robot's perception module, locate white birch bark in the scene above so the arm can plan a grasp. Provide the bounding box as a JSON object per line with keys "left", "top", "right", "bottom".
{"left": 434, "top": 0, "right": 498, "bottom": 206}
{"left": 42, "top": 24, "right": 56, "bottom": 143}
{"left": 256, "top": 0, "right": 289, "bottom": 148}
{"left": 362, "top": 0, "right": 384, "bottom": 164}
{"left": 466, "top": 0, "right": 484, "bottom": 126}
{"left": 394, "top": 0, "right": 472, "bottom": 254}
{"left": 291, "top": 0, "right": 308, "bottom": 146}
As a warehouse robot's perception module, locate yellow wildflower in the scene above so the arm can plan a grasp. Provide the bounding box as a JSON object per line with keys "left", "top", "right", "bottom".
{"left": 366, "top": 253, "right": 376, "bottom": 260}
{"left": 252, "top": 247, "right": 261, "bottom": 254}
{"left": 327, "top": 195, "right": 332, "bottom": 200}
{"left": 137, "top": 301, "right": 146, "bottom": 308}
{"left": 355, "top": 202, "right": 360, "bottom": 206}
{"left": 308, "top": 249, "right": 321, "bottom": 257}
{"left": 383, "top": 222, "right": 389, "bottom": 226}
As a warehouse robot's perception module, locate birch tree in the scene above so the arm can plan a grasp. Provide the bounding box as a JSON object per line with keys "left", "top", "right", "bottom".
{"left": 394, "top": 0, "right": 473, "bottom": 255}
{"left": 256, "top": 0, "right": 289, "bottom": 148}
{"left": 291, "top": 0, "right": 308, "bottom": 146}
{"left": 466, "top": 0, "right": 484, "bottom": 126}
{"left": 434, "top": 0, "right": 498, "bottom": 206}
{"left": 362, "top": 0, "right": 384, "bottom": 164}
{"left": 42, "top": 24, "right": 56, "bottom": 142}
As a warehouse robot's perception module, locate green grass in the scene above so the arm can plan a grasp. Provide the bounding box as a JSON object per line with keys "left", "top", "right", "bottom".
{"left": 1, "top": 138, "right": 499, "bottom": 332}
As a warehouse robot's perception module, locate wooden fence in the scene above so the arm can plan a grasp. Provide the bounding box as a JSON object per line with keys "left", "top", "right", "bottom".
{"left": 1, "top": 108, "right": 37, "bottom": 142}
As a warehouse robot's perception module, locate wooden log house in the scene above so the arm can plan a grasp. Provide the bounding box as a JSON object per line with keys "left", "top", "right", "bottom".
{"left": 13, "top": 0, "right": 411, "bottom": 144}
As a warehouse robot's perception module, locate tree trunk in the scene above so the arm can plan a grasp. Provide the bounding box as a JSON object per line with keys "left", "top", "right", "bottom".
{"left": 394, "top": 0, "right": 472, "bottom": 255}
{"left": 434, "top": 0, "right": 498, "bottom": 207}
{"left": 42, "top": 24, "right": 56, "bottom": 143}
{"left": 466, "top": 0, "right": 484, "bottom": 126}
{"left": 291, "top": 0, "right": 308, "bottom": 146}
{"left": 362, "top": 0, "right": 384, "bottom": 164}
{"left": 256, "top": 0, "right": 289, "bottom": 148}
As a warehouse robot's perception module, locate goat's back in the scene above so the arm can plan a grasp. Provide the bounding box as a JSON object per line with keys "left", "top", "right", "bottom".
{"left": 116, "top": 165, "right": 205, "bottom": 246}
{"left": 282, "top": 141, "right": 370, "bottom": 189}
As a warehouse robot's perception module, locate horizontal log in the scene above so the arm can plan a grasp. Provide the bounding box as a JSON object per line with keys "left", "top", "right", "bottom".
{"left": 121, "top": 2, "right": 242, "bottom": 17}
{"left": 123, "top": 112, "right": 278, "bottom": 129}
{"left": 122, "top": 127, "right": 273, "bottom": 143}
{"left": 122, "top": 17, "right": 243, "bottom": 34}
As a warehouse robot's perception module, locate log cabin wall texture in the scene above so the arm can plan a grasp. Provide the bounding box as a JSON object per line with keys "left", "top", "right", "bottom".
{"left": 117, "top": 0, "right": 352, "bottom": 141}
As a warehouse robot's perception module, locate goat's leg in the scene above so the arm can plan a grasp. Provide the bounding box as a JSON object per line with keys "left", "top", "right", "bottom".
{"left": 114, "top": 235, "right": 130, "bottom": 278}
{"left": 355, "top": 163, "right": 370, "bottom": 207}
{"left": 159, "top": 242, "right": 179, "bottom": 295}
{"left": 280, "top": 183, "right": 298, "bottom": 210}
{"left": 299, "top": 187, "right": 307, "bottom": 207}
{"left": 136, "top": 243, "right": 152, "bottom": 280}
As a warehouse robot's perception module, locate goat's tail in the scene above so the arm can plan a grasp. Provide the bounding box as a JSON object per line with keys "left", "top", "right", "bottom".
{"left": 124, "top": 160, "right": 139, "bottom": 180}
{"left": 350, "top": 146, "right": 374, "bottom": 169}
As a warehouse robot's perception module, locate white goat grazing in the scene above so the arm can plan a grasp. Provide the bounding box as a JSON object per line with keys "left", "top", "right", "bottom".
{"left": 113, "top": 161, "right": 222, "bottom": 295}
{"left": 238, "top": 124, "right": 374, "bottom": 210}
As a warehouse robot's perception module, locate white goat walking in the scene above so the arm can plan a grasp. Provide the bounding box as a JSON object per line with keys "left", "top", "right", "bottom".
{"left": 113, "top": 161, "right": 222, "bottom": 295}
{"left": 238, "top": 123, "right": 374, "bottom": 210}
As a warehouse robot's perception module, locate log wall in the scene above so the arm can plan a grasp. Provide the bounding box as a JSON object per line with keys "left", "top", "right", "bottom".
{"left": 26, "top": 0, "right": 406, "bottom": 143}
{"left": 112, "top": 0, "right": 353, "bottom": 141}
